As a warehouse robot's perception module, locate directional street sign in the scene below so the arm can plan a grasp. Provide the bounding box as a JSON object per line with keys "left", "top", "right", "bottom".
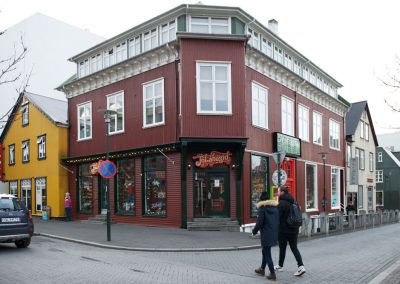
{"left": 272, "top": 151, "right": 286, "bottom": 165}
{"left": 98, "top": 160, "right": 117, "bottom": 179}
{"left": 272, "top": 169, "right": 287, "bottom": 186}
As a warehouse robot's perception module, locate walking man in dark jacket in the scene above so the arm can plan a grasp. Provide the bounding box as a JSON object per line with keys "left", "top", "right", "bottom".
{"left": 275, "top": 186, "right": 306, "bottom": 276}
{"left": 252, "top": 191, "right": 279, "bottom": 281}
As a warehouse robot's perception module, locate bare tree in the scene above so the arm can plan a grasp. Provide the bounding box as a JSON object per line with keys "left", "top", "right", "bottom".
{"left": 0, "top": 34, "right": 28, "bottom": 86}
{"left": 379, "top": 55, "right": 400, "bottom": 113}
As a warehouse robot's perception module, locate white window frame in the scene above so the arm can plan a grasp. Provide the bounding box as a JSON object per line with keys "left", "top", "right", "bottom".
{"left": 161, "top": 20, "right": 176, "bottom": 44}
{"left": 360, "top": 121, "right": 364, "bottom": 138}
{"left": 37, "top": 135, "right": 46, "bottom": 159}
{"left": 284, "top": 53, "right": 293, "bottom": 70}
{"left": 22, "top": 105, "right": 29, "bottom": 125}
{"left": 77, "top": 101, "right": 92, "bottom": 141}
{"left": 21, "top": 179, "right": 31, "bottom": 209}
{"left": 298, "top": 104, "right": 309, "bottom": 141}
{"left": 251, "top": 81, "right": 268, "bottom": 129}
{"left": 35, "top": 178, "right": 46, "bottom": 212}
{"left": 369, "top": 152, "right": 374, "bottom": 172}
{"left": 365, "top": 123, "right": 369, "bottom": 141}
{"left": 115, "top": 41, "right": 127, "bottom": 63}
{"left": 90, "top": 53, "right": 102, "bottom": 73}
{"left": 281, "top": 96, "right": 294, "bottom": 136}
{"left": 358, "top": 148, "right": 365, "bottom": 170}
{"left": 329, "top": 119, "right": 340, "bottom": 150}
{"left": 143, "top": 28, "right": 158, "bottom": 52}
{"left": 313, "top": 111, "right": 322, "bottom": 145}
{"left": 305, "top": 163, "right": 318, "bottom": 212}
{"left": 9, "top": 181, "right": 18, "bottom": 197}
{"left": 261, "top": 37, "right": 273, "bottom": 57}
{"left": 346, "top": 143, "right": 351, "bottom": 167}
{"left": 376, "top": 170, "right": 383, "bottom": 183}
{"left": 196, "top": 61, "right": 232, "bottom": 115}
{"left": 107, "top": 91, "right": 125, "bottom": 134}
{"left": 9, "top": 144, "right": 15, "bottom": 165}
{"left": 143, "top": 78, "right": 165, "bottom": 128}
{"left": 103, "top": 48, "right": 114, "bottom": 68}
{"left": 331, "top": 167, "right": 340, "bottom": 209}
{"left": 274, "top": 45, "right": 283, "bottom": 64}
{"left": 128, "top": 36, "right": 141, "bottom": 58}
{"left": 294, "top": 60, "right": 301, "bottom": 75}
{"left": 22, "top": 140, "right": 29, "bottom": 162}
{"left": 377, "top": 152, "right": 382, "bottom": 162}
{"left": 247, "top": 28, "right": 259, "bottom": 49}
{"left": 190, "top": 16, "right": 230, "bottom": 34}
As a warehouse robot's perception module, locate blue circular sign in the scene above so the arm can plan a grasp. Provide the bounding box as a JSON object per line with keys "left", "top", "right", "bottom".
{"left": 98, "top": 160, "right": 117, "bottom": 179}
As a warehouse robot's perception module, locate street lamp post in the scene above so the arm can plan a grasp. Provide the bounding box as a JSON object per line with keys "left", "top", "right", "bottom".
{"left": 320, "top": 152, "right": 327, "bottom": 212}
{"left": 99, "top": 109, "right": 117, "bottom": 242}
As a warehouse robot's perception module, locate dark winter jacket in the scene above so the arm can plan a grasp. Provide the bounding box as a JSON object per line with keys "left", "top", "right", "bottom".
{"left": 278, "top": 193, "right": 300, "bottom": 235}
{"left": 252, "top": 200, "right": 279, "bottom": 247}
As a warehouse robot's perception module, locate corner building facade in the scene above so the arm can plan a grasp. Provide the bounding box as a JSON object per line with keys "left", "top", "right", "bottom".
{"left": 60, "top": 4, "right": 349, "bottom": 228}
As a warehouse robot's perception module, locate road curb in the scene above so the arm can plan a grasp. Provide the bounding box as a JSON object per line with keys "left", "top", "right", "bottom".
{"left": 34, "top": 232, "right": 260, "bottom": 252}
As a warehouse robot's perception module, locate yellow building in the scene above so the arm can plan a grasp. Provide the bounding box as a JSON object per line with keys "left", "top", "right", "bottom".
{"left": 0, "top": 92, "right": 69, "bottom": 217}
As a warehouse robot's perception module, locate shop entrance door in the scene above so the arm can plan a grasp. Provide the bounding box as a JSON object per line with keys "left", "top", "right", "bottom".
{"left": 194, "top": 171, "right": 229, "bottom": 218}
{"left": 98, "top": 177, "right": 107, "bottom": 214}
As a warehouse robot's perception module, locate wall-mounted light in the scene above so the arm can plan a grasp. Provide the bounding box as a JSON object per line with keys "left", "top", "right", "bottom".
{"left": 187, "top": 164, "right": 192, "bottom": 169}
{"left": 231, "top": 164, "right": 237, "bottom": 169}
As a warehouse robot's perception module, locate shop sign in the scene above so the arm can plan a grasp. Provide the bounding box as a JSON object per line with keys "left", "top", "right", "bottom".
{"left": 0, "top": 143, "right": 2, "bottom": 180}
{"left": 193, "top": 151, "right": 232, "bottom": 168}
{"left": 367, "top": 178, "right": 374, "bottom": 183}
{"left": 273, "top": 132, "right": 301, "bottom": 158}
{"left": 90, "top": 160, "right": 101, "bottom": 175}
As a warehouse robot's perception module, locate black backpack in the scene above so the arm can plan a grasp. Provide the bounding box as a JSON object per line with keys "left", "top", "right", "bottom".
{"left": 286, "top": 201, "right": 303, "bottom": 228}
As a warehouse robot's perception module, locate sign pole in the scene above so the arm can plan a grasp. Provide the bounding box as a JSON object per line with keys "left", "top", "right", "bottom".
{"left": 106, "top": 123, "right": 111, "bottom": 242}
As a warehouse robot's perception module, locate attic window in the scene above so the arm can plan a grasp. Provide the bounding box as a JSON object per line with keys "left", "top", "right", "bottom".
{"left": 22, "top": 105, "right": 29, "bottom": 126}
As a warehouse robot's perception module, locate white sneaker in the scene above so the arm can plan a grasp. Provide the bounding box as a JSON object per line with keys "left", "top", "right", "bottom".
{"left": 274, "top": 265, "right": 283, "bottom": 272}
{"left": 294, "top": 265, "right": 306, "bottom": 276}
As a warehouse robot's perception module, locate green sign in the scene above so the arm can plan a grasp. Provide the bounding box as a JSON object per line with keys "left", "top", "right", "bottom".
{"left": 273, "top": 132, "right": 301, "bottom": 158}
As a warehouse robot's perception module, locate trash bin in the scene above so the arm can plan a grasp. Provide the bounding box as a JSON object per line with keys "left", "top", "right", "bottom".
{"left": 46, "top": 206, "right": 51, "bottom": 220}
{"left": 42, "top": 206, "right": 48, "bottom": 221}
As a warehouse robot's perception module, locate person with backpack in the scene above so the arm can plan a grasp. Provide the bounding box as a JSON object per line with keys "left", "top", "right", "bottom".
{"left": 252, "top": 191, "right": 279, "bottom": 281}
{"left": 274, "top": 186, "right": 306, "bottom": 276}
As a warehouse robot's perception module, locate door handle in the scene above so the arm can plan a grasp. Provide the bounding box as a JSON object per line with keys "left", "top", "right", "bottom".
{"left": 208, "top": 191, "right": 211, "bottom": 200}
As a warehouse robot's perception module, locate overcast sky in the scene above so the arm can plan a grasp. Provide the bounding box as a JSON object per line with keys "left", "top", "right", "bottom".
{"left": 1, "top": 0, "right": 399, "bottom": 135}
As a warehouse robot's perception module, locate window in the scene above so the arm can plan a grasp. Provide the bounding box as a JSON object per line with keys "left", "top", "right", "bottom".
{"left": 306, "top": 164, "right": 317, "bottom": 210}
{"left": 358, "top": 185, "right": 363, "bottom": 209}
{"left": 161, "top": 21, "right": 176, "bottom": 44}
{"left": 116, "top": 159, "right": 135, "bottom": 215}
{"left": 365, "top": 123, "right": 369, "bottom": 141}
{"left": 107, "top": 92, "right": 124, "bottom": 134}
{"left": 91, "top": 53, "right": 102, "bottom": 73}
{"left": 9, "top": 180, "right": 18, "bottom": 197}
{"left": 79, "top": 59, "right": 90, "bottom": 77}
{"left": 376, "top": 191, "right": 384, "bottom": 206}
{"left": 78, "top": 164, "right": 94, "bottom": 214}
{"left": 329, "top": 119, "right": 340, "bottom": 150}
{"left": 196, "top": 62, "right": 232, "bottom": 114}
{"left": 313, "top": 112, "right": 322, "bottom": 145}
{"left": 302, "top": 66, "right": 309, "bottom": 80}
{"left": 247, "top": 28, "right": 259, "bottom": 48}
{"left": 274, "top": 46, "right": 283, "bottom": 64}
{"left": 261, "top": 38, "right": 273, "bottom": 57}
{"left": 143, "top": 28, "right": 158, "bottom": 52}
{"left": 298, "top": 104, "right": 309, "bottom": 141}
{"left": 21, "top": 179, "right": 32, "bottom": 210}
{"left": 367, "top": 187, "right": 373, "bottom": 210}
{"left": 331, "top": 168, "right": 340, "bottom": 209}
{"left": 360, "top": 121, "right": 364, "bottom": 138}
{"left": 143, "top": 78, "right": 164, "bottom": 127}
{"left": 251, "top": 155, "right": 269, "bottom": 217}
{"left": 22, "top": 140, "right": 29, "bottom": 162}
{"left": 346, "top": 144, "right": 351, "bottom": 167}
{"left": 9, "top": 144, "right": 15, "bottom": 165}
{"left": 22, "top": 104, "right": 29, "bottom": 126}
{"left": 284, "top": 53, "right": 293, "bottom": 70}
{"left": 252, "top": 82, "right": 268, "bottom": 129}
{"left": 377, "top": 152, "right": 382, "bottom": 162}
{"left": 309, "top": 71, "right": 316, "bottom": 85}
{"left": 358, "top": 148, "right": 365, "bottom": 170}
{"left": 103, "top": 48, "right": 114, "bottom": 68}
{"left": 128, "top": 36, "right": 141, "bottom": 58}
{"left": 77, "top": 102, "right": 92, "bottom": 140}
{"left": 115, "top": 41, "right": 127, "bottom": 63}
{"left": 281, "top": 96, "right": 294, "bottom": 136}
{"left": 191, "top": 16, "right": 229, "bottom": 34}
{"left": 376, "top": 170, "right": 383, "bottom": 183}
{"left": 35, "top": 177, "right": 46, "bottom": 212}
{"left": 143, "top": 155, "right": 166, "bottom": 216}
{"left": 37, "top": 135, "right": 46, "bottom": 160}
{"left": 369, "top": 152, "right": 374, "bottom": 172}
{"left": 294, "top": 60, "right": 301, "bottom": 75}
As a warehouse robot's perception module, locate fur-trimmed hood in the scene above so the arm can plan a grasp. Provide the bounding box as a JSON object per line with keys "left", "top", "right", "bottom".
{"left": 256, "top": 199, "right": 279, "bottom": 209}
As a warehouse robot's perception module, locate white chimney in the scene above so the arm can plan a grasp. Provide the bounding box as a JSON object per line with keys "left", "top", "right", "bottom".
{"left": 268, "top": 19, "right": 279, "bottom": 35}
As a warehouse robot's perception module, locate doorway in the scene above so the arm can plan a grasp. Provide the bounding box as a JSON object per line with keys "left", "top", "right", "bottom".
{"left": 193, "top": 171, "right": 229, "bottom": 218}
{"left": 98, "top": 177, "right": 108, "bottom": 215}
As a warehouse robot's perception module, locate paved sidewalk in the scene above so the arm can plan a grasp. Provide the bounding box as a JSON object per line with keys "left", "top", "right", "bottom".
{"left": 33, "top": 217, "right": 260, "bottom": 251}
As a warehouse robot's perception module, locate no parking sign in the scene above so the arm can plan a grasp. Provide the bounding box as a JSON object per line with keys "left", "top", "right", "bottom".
{"left": 98, "top": 160, "right": 117, "bottom": 179}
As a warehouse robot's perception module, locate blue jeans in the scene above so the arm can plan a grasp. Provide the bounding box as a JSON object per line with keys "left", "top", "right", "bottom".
{"left": 261, "top": 246, "right": 275, "bottom": 274}
{"left": 65, "top": 207, "right": 71, "bottom": 221}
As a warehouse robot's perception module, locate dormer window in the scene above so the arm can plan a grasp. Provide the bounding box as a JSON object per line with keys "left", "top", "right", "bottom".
{"left": 143, "top": 28, "right": 158, "bottom": 52}
{"left": 115, "top": 41, "right": 127, "bottom": 63}
{"left": 22, "top": 104, "right": 29, "bottom": 126}
{"left": 190, "top": 16, "right": 229, "bottom": 34}
{"left": 161, "top": 21, "right": 176, "bottom": 44}
{"left": 103, "top": 48, "right": 114, "bottom": 68}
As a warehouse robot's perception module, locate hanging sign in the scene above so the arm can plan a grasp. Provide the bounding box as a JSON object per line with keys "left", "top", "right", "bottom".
{"left": 193, "top": 151, "right": 232, "bottom": 168}
{"left": 98, "top": 160, "right": 117, "bottom": 179}
{"left": 90, "top": 160, "right": 102, "bottom": 175}
{"left": 273, "top": 132, "right": 301, "bottom": 158}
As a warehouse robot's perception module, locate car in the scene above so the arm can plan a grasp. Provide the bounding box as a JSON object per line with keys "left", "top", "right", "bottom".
{"left": 0, "top": 193, "right": 34, "bottom": 248}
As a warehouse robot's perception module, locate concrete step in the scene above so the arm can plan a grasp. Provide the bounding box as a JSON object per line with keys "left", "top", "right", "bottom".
{"left": 187, "top": 218, "right": 240, "bottom": 231}
{"left": 81, "top": 215, "right": 116, "bottom": 224}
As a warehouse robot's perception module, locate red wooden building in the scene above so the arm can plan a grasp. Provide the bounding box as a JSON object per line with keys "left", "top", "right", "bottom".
{"left": 58, "top": 4, "right": 349, "bottom": 229}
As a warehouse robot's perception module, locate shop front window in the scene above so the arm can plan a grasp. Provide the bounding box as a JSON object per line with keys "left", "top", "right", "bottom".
{"left": 306, "top": 164, "right": 317, "bottom": 210}
{"left": 78, "top": 163, "right": 94, "bottom": 214}
{"left": 116, "top": 159, "right": 135, "bottom": 215}
{"left": 143, "top": 155, "right": 166, "bottom": 216}
{"left": 251, "top": 155, "right": 268, "bottom": 217}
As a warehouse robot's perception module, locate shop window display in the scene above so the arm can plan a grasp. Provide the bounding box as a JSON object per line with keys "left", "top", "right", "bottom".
{"left": 116, "top": 159, "right": 135, "bottom": 215}
{"left": 144, "top": 155, "right": 166, "bottom": 216}
{"left": 251, "top": 155, "right": 268, "bottom": 217}
{"left": 78, "top": 163, "right": 94, "bottom": 214}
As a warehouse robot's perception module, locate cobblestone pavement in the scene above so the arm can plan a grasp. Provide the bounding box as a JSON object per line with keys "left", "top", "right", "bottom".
{"left": 1, "top": 223, "right": 399, "bottom": 283}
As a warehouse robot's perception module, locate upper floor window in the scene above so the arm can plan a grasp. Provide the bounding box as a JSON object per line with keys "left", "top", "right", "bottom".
{"left": 377, "top": 152, "right": 383, "bottom": 162}
{"left": 309, "top": 71, "right": 316, "bottom": 85}
{"left": 365, "top": 123, "right": 369, "bottom": 141}
{"left": 107, "top": 92, "right": 124, "bottom": 134}
{"left": 128, "top": 36, "right": 141, "bottom": 58}
{"left": 281, "top": 96, "right": 294, "bottom": 136}
{"left": 294, "top": 60, "right": 301, "bottom": 75}
{"left": 298, "top": 104, "right": 309, "bottom": 141}
{"left": 22, "top": 140, "right": 30, "bottom": 163}
{"left": 79, "top": 59, "right": 90, "bottom": 77}
{"left": 360, "top": 121, "right": 364, "bottom": 138}
{"left": 103, "top": 48, "right": 114, "bottom": 68}
{"left": 143, "top": 78, "right": 164, "bottom": 127}
{"left": 91, "top": 53, "right": 102, "bottom": 73}
{"left": 191, "top": 16, "right": 229, "bottom": 34}
{"left": 143, "top": 28, "right": 158, "bottom": 52}
{"left": 359, "top": 148, "right": 365, "bottom": 170}
{"left": 115, "top": 41, "right": 127, "bottom": 63}
{"left": 284, "top": 53, "right": 293, "bottom": 70}
{"left": 196, "top": 62, "right": 232, "bottom": 114}
{"left": 302, "top": 66, "right": 309, "bottom": 81}
{"left": 9, "top": 144, "right": 15, "bottom": 165}
{"left": 274, "top": 46, "right": 283, "bottom": 64}
{"left": 37, "top": 135, "right": 46, "bottom": 160}
{"left": 369, "top": 152, "right": 374, "bottom": 172}
{"left": 329, "top": 119, "right": 340, "bottom": 150}
{"left": 22, "top": 105, "right": 29, "bottom": 126}
{"left": 346, "top": 144, "right": 351, "bottom": 167}
{"left": 313, "top": 112, "right": 322, "bottom": 145}
{"left": 161, "top": 21, "right": 176, "bottom": 44}
{"left": 77, "top": 102, "right": 92, "bottom": 140}
{"left": 252, "top": 82, "right": 268, "bottom": 129}
{"left": 261, "top": 37, "right": 273, "bottom": 57}
{"left": 376, "top": 170, "right": 383, "bottom": 183}
{"left": 247, "top": 28, "right": 259, "bottom": 48}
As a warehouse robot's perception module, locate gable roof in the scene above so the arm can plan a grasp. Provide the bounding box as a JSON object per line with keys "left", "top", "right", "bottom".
{"left": 382, "top": 147, "right": 400, "bottom": 168}
{"left": 345, "top": 101, "right": 378, "bottom": 146}
{"left": 0, "top": 92, "right": 68, "bottom": 143}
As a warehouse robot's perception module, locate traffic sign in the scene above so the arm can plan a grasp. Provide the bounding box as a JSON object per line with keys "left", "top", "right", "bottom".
{"left": 272, "top": 151, "right": 286, "bottom": 165}
{"left": 98, "top": 160, "right": 117, "bottom": 179}
{"left": 272, "top": 169, "right": 287, "bottom": 186}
